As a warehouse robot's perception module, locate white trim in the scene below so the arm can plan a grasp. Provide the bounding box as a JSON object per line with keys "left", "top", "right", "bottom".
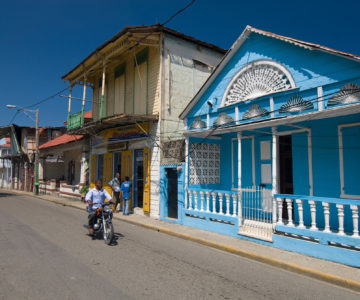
{"left": 231, "top": 135, "right": 255, "bottom": 189}
{"left": 317, "top": 86, "right": 323, "bottom": 111}
{"left": 307, "top": 129, "right": 313, "bottom": 196}
{"left": 185, "top": 136, "right": 189, "bottom": 205}
{"left": 237, "top": 132, "right": 242, "bottom": 191}
{"left": 235, "top": 106, "right": 239, "bottom": 124}
{"left": 220, "top": 59, "right": 296, "bottom": 107}
{"left": 206, "top": 114, "right": 210, "bottom": 128}
{"left": 271, "top": 127, "right": 279, "bottom": 197}
{"left": 270, "top": 97, "right": 274, "bottom": 118}
{"left": 338, "top": 122, "right": 360, "bottom": 199}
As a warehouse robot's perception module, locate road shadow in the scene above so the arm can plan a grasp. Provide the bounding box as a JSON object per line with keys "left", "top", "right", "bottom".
{"left": 0, "top": 192, "right": 16, "bottom": 197}
{"left": 82, "top": 224, "right": 124, "bottom": 246}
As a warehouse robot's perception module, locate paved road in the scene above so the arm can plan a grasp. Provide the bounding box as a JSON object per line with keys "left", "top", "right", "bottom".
{"left": 0, "top": 192, "right": 358, "bottom": 300}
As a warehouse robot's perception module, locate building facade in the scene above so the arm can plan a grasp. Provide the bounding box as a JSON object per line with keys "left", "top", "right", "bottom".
{"left": 163, "top": 26, "right": 360, "bottom": 266}
{"left": 63, "top": 25, "right": 225, "bottom": 218}
{"left": 0, "top": 138, "right": 11, "bottom": 188}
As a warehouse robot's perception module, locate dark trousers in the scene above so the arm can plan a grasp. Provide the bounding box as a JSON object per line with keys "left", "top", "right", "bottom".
{"left": 88, "top": 211, "right": 97, "bottom": 228}
{"left": 113, "top": 191, "right": 121, "bottom": 211}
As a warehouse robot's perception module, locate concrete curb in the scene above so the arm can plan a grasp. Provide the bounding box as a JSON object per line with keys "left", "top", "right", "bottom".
{"left": 5, "top": 189, "right": 360, "bottom": 293}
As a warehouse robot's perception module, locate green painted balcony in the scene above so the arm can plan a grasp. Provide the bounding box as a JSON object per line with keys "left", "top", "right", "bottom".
{"left": 67, "top": 111, "right": 84, "bottom": 130}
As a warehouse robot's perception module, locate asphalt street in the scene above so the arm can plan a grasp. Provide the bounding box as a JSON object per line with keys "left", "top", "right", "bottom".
{"left": 0, "top": 192, "right": 358, "bottom": 300}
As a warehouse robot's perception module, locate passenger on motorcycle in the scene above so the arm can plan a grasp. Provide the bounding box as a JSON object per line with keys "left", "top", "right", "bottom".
{"left": 85, "top": 179, "right": 115, "bottom": 237}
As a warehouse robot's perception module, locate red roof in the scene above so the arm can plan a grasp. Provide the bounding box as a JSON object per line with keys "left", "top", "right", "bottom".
{"left": 39, "top": 134, "right": 83, "bottom": 149}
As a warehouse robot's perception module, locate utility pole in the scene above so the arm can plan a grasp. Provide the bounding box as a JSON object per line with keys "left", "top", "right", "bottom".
{"left": 34, "top": 109, "right": 39, "bottom": 195}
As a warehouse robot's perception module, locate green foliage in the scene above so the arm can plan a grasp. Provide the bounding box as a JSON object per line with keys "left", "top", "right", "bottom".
{"left": 79, "top": 185, "right": 89, "bottom": 195}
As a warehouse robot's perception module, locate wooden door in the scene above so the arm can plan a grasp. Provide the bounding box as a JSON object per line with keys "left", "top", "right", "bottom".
{"left": 102, "top": 153, "right": 113, "bottom": 197}
{"left": 90, "top": 154, "right": 97, "bottom": 188}
{"left": 143, "top": 147, "right": 150, "bottom": 213}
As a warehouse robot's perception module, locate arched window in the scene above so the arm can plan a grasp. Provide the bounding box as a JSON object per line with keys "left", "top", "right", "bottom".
{"left": 221, "top": 60, "right": 296, "bottom": 106}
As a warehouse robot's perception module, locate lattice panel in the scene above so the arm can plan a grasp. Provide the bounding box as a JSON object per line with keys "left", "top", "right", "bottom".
{"left": 189, "top": 143, "right": 220, "bottom": 185}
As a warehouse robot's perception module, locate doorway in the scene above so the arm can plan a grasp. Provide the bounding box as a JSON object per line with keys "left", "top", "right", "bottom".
{"left": 279, "top": 135, "right": 293, "bottom": 220}
{"left": 134, "top": 150, "right": 144, "bottom": 208}
{"left": 167, "top": 168, "right": 178, "bottom": 219}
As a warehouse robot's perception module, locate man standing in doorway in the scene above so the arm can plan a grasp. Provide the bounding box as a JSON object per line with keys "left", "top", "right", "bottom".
{"left": 109, "top": 172, "right": 121, "bottom": 212}
{"left": 120, "top": 176, "right": 132, "bottom": 215}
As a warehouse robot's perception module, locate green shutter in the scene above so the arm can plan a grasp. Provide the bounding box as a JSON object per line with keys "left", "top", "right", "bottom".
{"left": 134, "top": 47, "right": 149, "bottom": 66}
{"left": 114, "top": 63, "right": 126, "bottom": 78}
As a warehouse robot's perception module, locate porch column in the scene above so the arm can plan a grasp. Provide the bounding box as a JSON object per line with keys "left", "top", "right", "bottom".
{"left": 80, "top": 149, "right": 88, "bottom": 184}
{"left": 184, "top": 136, "right": 189, "bottom": 209}
{"left": 81, "top": 76, "right": 87, "bottom": 125}
{"left": 100, "top": 61, "right": 106, "bottom": 118}
{"left": 272, "top": 126, "right": 279, "bottom": 224}
{"left": 237, "top": 132, "right": 242, "bottom": 225}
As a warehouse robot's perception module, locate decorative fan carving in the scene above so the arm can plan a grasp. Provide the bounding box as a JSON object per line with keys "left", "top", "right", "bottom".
{"left": 190, "top": 117, "right": 206, "bottom": 130}
{"left": 213, "top": 112, "right": 234, "bottom": 127}
{"left": 222, "top": 60, "right": 295, "bottom": 106}
{"left": 327, "top": 83, "right": 360, "bottom": 106}
{"left": 242, "top": 104, "right": 269, "bottom": 120}
{"left": 279, "top": 95, "right": 314, "bottom": 113}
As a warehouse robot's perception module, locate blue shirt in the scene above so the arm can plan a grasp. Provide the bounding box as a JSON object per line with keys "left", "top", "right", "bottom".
{"left": 120, "top": 181, "right": 132, "bottom": 199}
{"left": 85, "top": 188, "right": 112, "bottom": 210}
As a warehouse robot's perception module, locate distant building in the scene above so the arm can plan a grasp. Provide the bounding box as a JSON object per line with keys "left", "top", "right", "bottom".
{"left": 0, "top": 138, "right": 11, "bottom": 188}
{"left": 63, "top": 24, "right": 225, "bottom": 218}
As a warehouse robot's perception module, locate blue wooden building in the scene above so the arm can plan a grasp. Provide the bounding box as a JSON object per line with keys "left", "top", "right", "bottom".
{"left": 160, "top": 26, "right": 360, "bottom": 267}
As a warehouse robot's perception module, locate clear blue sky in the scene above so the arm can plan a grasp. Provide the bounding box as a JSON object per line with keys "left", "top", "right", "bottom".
{"left": 1, "top": 0, "right": 359, "bottom": 127}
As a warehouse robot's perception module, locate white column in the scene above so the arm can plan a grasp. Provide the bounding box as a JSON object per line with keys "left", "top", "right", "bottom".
{"left": 272, "top": 127, "right": 279, "bottom": 224}
{"left": 68, "top": 84, "right": 72, "bottom": 115}
{"left": 225, "top": 193, "right": 231, "bottom": 216}
{"left": 199, "top": 191, "right": 204, "bottom": 212}
{"left": 80, "top": 150, "right": 87, "bottom": 184}
{"left": 336, "top": 204, "right": 345, "bottom": 235}
{"left": 350, "top": 205, "right": 359, "bottom": 237}
{"left": 235, "top": 106, "right": 239, "bottom": 124}
{"left": 188, "top": 190, "right": 192, "bottom": 210}
{"left": 308, "top": 200, "right": 317, "bottom": 230}
{"left": 205, "top": 191, "right": 210, "bottom": 212}
{"left": 322, "top": 202, "right": 331, "bottom": 232}
{"left": 237, "top": 132, "right": 242, "bottom": 225}
{"left": 296, "top": 199, "right": 305, "bottom": 228}
{"left": 39, "top": 159, "right": 44, "bottom": 181}
{"left": 307, "top": 130, "right": 313, "bottom": 196}
{"left": 269, "top": 97, "right": 274, "bottom": 118}
{"left": 286, "top": 198, "right": 294, "bottom": 226}
{"left": 317, "top": 86, "right": 324, "bottom": 111}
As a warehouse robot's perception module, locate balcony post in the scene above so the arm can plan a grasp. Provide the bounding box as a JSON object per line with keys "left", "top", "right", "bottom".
{"left": 350, "top": 205, "right": 359, "bottom": 237}
{"left": 308, "top": 200, "right": 317, "bottom": 230}
{"left": 67, "top": 84, "right": 72, "bottom": 127}
{"left": 211, "top": 192, "right": 216, "bottom": 213}
{"left": 322, "top": 202, "right": 331, "bottom": 232}
{"left": 100, "top": 60, "right": 106, "bottom": 118}
{"left": 296, "top": 199, "right": 305, "bottom": 228}
{"left": 336, "top": 204, "right": 345, "bottom": 235}
{"left": 205, "top": 191, "right": 210, "bottom": 212}
{"left": 81, "top": 75, "right": 87, "bottom": 126}
{"left": 272, "top": 127, "right": 279, "bottom": 225}
{"left": 237, "top": 131, "right": 242, "bottom": 225}
{"left": 184, "top": 137, "right": 189, "bottom": 210}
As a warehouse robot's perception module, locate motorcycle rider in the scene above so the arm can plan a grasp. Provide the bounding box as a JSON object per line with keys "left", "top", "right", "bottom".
{"left": 85, "top": 179, "right": 115, "bottom": 237}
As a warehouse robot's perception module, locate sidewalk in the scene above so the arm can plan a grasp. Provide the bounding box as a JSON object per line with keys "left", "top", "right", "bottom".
{"left": 4, "top": 189, "right": 360, "bottom": 292}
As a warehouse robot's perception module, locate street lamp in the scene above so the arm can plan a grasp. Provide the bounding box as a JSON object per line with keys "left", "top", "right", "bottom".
{"left": 6, "top": 105, "right": 40, "bottom": 195}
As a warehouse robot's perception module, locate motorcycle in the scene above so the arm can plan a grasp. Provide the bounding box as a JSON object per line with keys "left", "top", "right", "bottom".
{"left": 91, "top": 202, "right": 114, "bottom": 245}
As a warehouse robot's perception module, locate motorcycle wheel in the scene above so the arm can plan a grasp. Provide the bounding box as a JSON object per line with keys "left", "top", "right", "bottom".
{"left": 104, "top": 222, "right": 114, "bottom": 245}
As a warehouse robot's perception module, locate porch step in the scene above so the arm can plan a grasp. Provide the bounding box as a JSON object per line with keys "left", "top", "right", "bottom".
{"left": 238, "top": 220, "right": 274, "bottom": 242}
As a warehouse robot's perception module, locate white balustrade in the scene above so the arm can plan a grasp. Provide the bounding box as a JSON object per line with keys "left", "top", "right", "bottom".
{"left": 218, "top": 193, "right": 224, "bottom": 215}
{"left": 322, "top": 202, "right": 331, "bottom": 232}
{"left": 225, "top": 193, "right": 231, "bottom": 216}
{"left": 286, "top": 198, "right": 294, "bottom": 226}
{"left": 276, "top": 198, "right": 283, "bottom": 225}
{"left": 193, "top": 191, "right": 198, "bottom": 211}
{"left": 184, "top": 189, "right": 188, "bottom": 209}
{"left": 336, "top": 204, "right": 345, "bottom": 235}
{"left": 232, "top": 194, "right": 237, "bottom": 217}
{"left": 211, "top": 192, "right": 217, "bottom": 213}
{"left": 308, "top": 200, "right": 317, "bottom": 230}
{"left": 188, "top": 190, "right": 192, "bottom": 210}
{"left": 295, "top": 199, "right": 305, "bottom": 228}
{"left": 205, "top": 191, "right": 210, "bottom": 213}
{"left": 350, "top": 205, "right": 359, "bottom": 237}
{"left": 200, "top": 191, "right": 204, "bottom": 212}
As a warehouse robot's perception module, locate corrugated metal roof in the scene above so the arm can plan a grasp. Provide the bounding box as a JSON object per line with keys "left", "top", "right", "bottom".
{"left": 39, "top": 134, "right": 83, "bottom": 150}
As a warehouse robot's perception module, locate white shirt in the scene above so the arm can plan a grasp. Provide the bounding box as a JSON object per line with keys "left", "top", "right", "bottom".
{"left": 85, "top": 188, "right": 112, "bottom": 210}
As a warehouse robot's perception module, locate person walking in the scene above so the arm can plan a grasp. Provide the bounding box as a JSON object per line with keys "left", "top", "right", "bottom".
{"left": 109, "top": 172, "right": 121, "bottom": 212}
{"left": 120, "top": 176, "right": 132, "bottom": 215}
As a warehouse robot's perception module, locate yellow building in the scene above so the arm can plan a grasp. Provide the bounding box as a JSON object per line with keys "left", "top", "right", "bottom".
{"left": 62, "top": 25, "right": 225, "bottom": 218}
